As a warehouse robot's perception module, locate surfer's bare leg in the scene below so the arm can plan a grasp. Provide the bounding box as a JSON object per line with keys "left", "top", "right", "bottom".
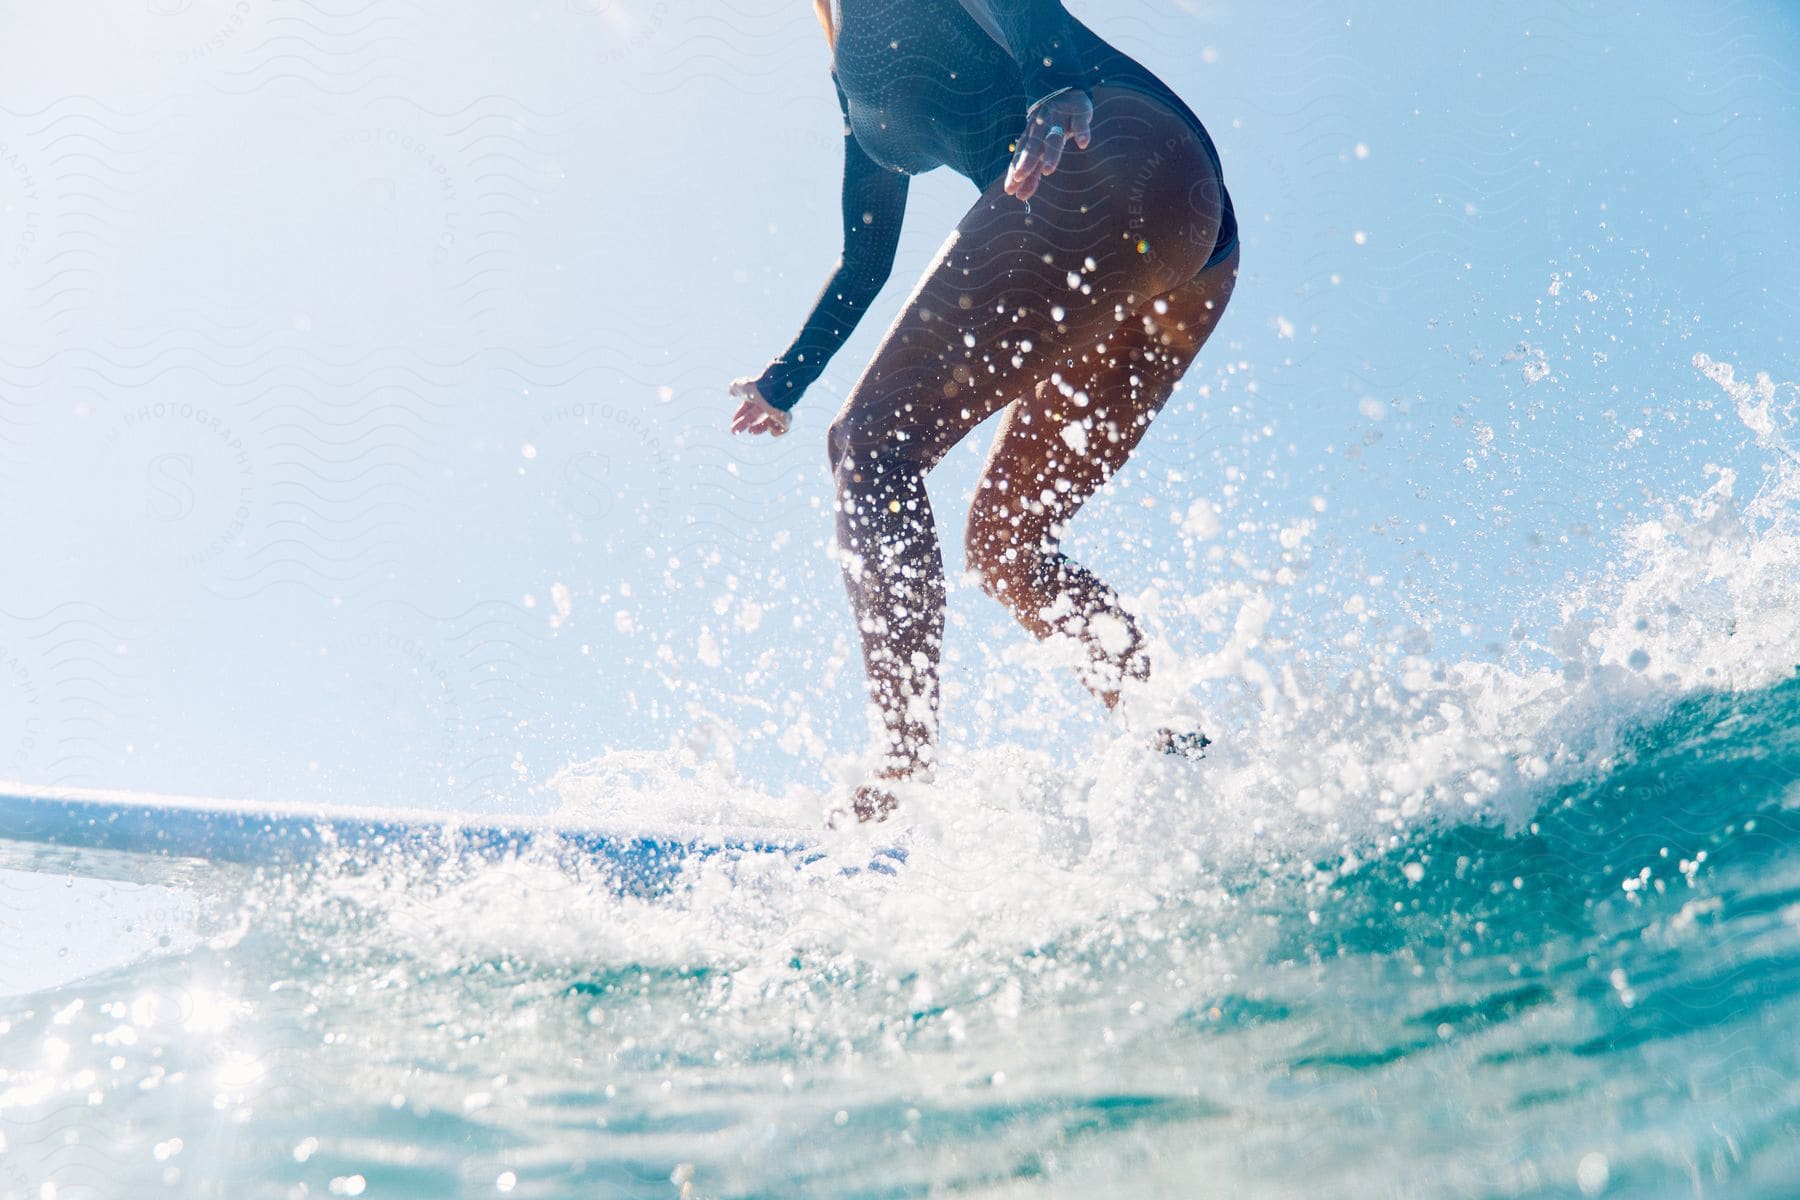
{"left": 825, "top": 87, "right": 1228, "bottom": 815}
{"left": 964, "top": 248, "right": 1238, "bottom": 707}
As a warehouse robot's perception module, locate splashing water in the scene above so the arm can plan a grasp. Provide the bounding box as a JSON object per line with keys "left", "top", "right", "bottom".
{"left": 1, "top": 363, "right": 1797, "bottom": 1197}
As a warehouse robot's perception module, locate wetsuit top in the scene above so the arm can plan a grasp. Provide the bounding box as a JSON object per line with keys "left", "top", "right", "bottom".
{"left": 755, "top": 0, "right": 1235, "bottom": 411}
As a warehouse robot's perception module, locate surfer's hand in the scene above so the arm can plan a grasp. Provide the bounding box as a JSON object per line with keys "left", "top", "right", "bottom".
{"left": 729, "top": 378, "right": 791, "bottom": 437}
{"left": 1005, "top": 89, "right": 1093, "bottom": 202}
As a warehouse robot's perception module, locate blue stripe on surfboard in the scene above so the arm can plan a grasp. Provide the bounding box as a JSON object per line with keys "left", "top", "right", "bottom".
{"left": 0, "top": 786, "right": 902, "bottom": 894}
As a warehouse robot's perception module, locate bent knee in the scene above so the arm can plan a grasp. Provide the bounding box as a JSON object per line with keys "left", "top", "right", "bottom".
{"left": 962, "top": 497, "right": 1003, "bottom": 591}
{"left": 964, "top": 498, "right": 1049, "bottom": 598}
{"left": 828, "top": 411, "right": 940, "bottom": 492}
{"left": 826, "top": 415, "right": 880, "bottom": 483}
{"left": 825, "top": 415, "right": 851, "bottom": 474}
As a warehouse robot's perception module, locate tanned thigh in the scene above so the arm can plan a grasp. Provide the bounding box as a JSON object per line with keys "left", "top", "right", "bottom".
{"left": 826, "top": 86, "right": 1227, "bottom": 476}
{"left": 966, "top": 246, "right": 1240, "bottom": 553}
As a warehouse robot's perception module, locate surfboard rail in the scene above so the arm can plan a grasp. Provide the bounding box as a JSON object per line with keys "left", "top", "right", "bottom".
{"left": 0, "top": 783, "right": 899, "bottom": 893}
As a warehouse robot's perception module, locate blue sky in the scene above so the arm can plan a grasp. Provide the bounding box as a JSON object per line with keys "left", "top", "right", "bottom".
{"left": 1, "top": 0, "right": 1796, "bottom": 812}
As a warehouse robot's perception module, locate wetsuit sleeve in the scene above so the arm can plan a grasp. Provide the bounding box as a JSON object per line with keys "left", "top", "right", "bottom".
{"left": 952, "top": 0, "right": 1088, "bottom": 106}
{"left": 755, "top": 78, "right": 909, "bottom": 412}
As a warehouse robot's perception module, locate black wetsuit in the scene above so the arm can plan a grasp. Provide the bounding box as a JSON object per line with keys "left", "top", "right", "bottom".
{"left": 756, "top": 0, "right": 1237, "bottom": 411}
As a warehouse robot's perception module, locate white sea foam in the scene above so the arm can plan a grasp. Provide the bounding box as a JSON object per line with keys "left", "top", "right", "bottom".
{"left": 286, "top": 360, "right": 1798, "bottom": 1001}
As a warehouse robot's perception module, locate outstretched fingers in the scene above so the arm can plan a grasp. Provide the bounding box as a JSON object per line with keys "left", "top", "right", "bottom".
{"left": 1005, "top": 91, "right": 1094, "bottom": 201}
{"left": 728, "top": 378, "right": 792, "bottom": 437}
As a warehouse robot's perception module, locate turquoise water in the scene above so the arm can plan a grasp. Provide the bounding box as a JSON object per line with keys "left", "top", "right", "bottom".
{"left": 4, "top": 372, "right": 1800, "bottom": 1193}
{"left": 3, "top": 675, "right": 1796, "bottom": 1196}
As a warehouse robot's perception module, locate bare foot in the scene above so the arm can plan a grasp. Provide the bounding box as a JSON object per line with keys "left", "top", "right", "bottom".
{"left": 851, "top": 781, "right": 899, "bottom": 823}
{"left": 825, "top": 766, "right": 916, "bottom": 828}
{"left": 1155, "top": 728, "right": 1212, "bottom": 759}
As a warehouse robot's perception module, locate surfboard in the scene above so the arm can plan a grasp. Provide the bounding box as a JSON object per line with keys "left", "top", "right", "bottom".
{"left": 0, "top": 784, "right": 901, "bottom": 894}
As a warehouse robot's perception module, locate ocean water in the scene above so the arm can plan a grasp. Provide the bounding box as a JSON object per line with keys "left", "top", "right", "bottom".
{"left": 2, "top": 369, "right": 1796, "bottom": 1198}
